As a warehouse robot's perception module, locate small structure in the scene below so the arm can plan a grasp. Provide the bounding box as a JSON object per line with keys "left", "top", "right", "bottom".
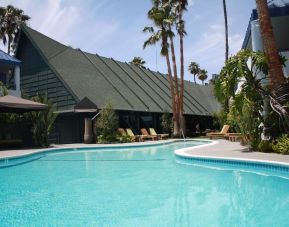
{"left": 0, "top": 50, "right": 21, "bottom": 97}
{"left": 0, "top": 95, "right": 47, "bottom": 148}
{"left": 0, "top": 95, "right": 47, "bottom": 112}
{"left": 74, "top": 97, "right": 98, "bottom": 144}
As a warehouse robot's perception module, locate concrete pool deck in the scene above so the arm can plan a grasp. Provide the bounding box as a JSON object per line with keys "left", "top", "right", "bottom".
{"left": 0, "top": 139, "right": 289, "bottom": 165}
{"left": 176, "top": 139, "right": 289, "bottom": 164}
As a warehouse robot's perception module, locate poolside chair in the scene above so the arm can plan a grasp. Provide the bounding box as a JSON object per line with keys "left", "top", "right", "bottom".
{"left": 206, "top": 125, "right": 230, "bottom": 140}
{"left": 118, "top": 128, "right": 127, "bottom": 137}
{"left": 149, "top": 128, "right": 169, "bottom": 140}
{"left": 126, "top": 128, "right": 141, "bottom": 142}
{"left": 140, "top": 128, "right": 157, "bottom": 141}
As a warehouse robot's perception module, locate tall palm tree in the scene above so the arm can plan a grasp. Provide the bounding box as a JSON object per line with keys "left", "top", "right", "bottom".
{"left": 255, "top": 0, "right": 286, "bottom": 89}
{"left": 144, "top": 0, "right": 188, "bottom": 137}
{"left": 175, "top": 0, "right": 188, "bottom": 133}
{"left": 130, "top": 57, "right": 146, "bottom": 69}
{"left": 222, "top": 0, "right": 229, "bottom": 61}
{"left": 198, "top": 69, "right": 208, "bottom": 85}
{"left": 143, "top": 4, "right": 180, "bottom": 136}
{"left": 188, "top": 62, "right": 200, "bottom": 84}
{"left": 0, "top": 5, "right": 30, "bottom": 54}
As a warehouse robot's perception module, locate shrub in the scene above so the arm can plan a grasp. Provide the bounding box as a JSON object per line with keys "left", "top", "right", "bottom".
{"left": 30, "top": 94, "right": 57, "bottom": 147}
{"left": 117, "top": 135, "right": 131, "bottom": 143}
{"left": 95, "top": 102, "right": 118, "bottom": 143}
{"left": 212, "top": 111, "right": 228, "bottom": 130}
{"left": 272, "top": 135, "right": 289, "bottom": 154}
{"left": 258, "top": 140, "right": 273, "bottom": 153}
{"left": 161, "top": 111, "right": 172, "bottom": 135}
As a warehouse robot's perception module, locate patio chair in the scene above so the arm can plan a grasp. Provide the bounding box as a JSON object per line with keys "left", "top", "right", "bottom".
{"left": 225, "top": 133, "right": 243, "bottom": 142}
{"left": 149, "top": 128, "right": 169, "bottom": 140}
{"left": 140, "top": 128, "right": 157, "bottom": 141}
{"left": 206, "top": 125, "right": 230, "bottom": 139}
{"left": 118, "top": 128, "right": 127, "bottom": 137}
{"left": 126, "top": 128, "right": 141, "bottom": 142}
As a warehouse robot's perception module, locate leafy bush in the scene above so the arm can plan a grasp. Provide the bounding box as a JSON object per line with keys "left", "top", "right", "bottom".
{"left": 212, "top": 111, "right": 228, "bottom": 130}
{"left": 272, "top": 135, "right": 289, "bottom": 154}
{"left": 117, "top": 135, "right": 131, "bottom": 143}
{"left": 29, "top": 94, "right": 57, "bottom": 147}
{"left": 0, "top": 81, "right": 8, "bottom": 96}
{"left": 95, "top": 102, "right": 118, "bottom": 143}
{"left": 258, "top": 140, "right": 273, "bottom": 153}
{"left": 161, "top": 111, "right": 172, "bottom": 135}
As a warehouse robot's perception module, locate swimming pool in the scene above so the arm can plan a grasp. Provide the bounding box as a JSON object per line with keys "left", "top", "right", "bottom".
{"left": 0, "top": 140, "right": 289, "bottom": 226}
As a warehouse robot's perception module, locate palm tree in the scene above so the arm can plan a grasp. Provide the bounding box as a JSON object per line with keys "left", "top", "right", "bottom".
{"left": 0, "top": 5, "right": 30, "bottom": 54}
{"left": 222, "top": 0, "right": 229, "bottom": 61}
{"left": 255, "top": 0, "right": 286, "bottom": 89}
{"left": 143, "top": 0, "right": 188, "bottom": 137}
{"left": 130, "top": 57, "right": 146, "bottom": 69}
{"left": 198, "top": 69, "right": 208, "bottom": 85}
{"left": 175, "top": 0, "right": 188, "bottom": 133}
{"left": 188, "top": 62, "right": 200, "bottom": 83}
{"left": 143, "top": 3, "right": 180, "bottom": 136}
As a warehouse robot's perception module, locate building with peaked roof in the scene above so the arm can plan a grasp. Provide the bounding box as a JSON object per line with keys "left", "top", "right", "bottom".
{"left": 15, "top": 25, "right": 220, "bottom": 143}
{"left": 242, "top": 2, "right": 289, "bottom": 78}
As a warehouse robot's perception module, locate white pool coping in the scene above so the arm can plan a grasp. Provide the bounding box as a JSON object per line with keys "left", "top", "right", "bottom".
{"left": 175, "top": 140, "right": 289, "bottom": 167}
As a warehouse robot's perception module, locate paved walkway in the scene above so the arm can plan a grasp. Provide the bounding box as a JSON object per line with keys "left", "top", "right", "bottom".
{"left": 1, "top": 139, "right": 289, "bottom": 165}
{"left": 179, "top": 139, "right": 289, "bottom": 164}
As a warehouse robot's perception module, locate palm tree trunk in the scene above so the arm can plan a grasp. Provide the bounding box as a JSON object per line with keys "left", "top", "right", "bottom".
{"left": 168, "top": 26, "right": 180, "bottom": 106}
{"left": 162, "top": 32, "right": 180, "bottom": 137}
{"left": 7, "top": 38, "right": 11, "bottom": 55}
{"left": 194, "top": 75, "right": 196, "bottom": 83}
{"left": 166, "top": 53, "right": 180, "bottom": 136}
{"left": 222, "top": 0, "right": 230, "bottom": 113}
{"left": 179, "top": 10, "right": 185, "bottom": 136}
{"left": 222, "top": 0, "right": 229, "bottom": 61}
{"left": 168, "top": 28, "right": 180, "bottom": 136}
{"left": 255, "top": 0, "right": 286, "bottom": 89}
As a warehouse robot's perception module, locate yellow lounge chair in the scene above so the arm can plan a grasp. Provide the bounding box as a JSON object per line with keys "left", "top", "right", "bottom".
{"left": 149, "top": 128, "right": 169, "bottom": 140}
{"left": 206, "top": 125, "right": 230, "bottom": 139}
{"left": 126, "top": 128, "right": 141, "bottom": 142}
{"left": 141, "top": 128, "right": 157, "bottom": 141}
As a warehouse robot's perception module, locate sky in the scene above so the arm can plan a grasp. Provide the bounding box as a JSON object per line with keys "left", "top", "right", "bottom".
{"left": 1, "top": 0, "right": 257, "bottom": 81}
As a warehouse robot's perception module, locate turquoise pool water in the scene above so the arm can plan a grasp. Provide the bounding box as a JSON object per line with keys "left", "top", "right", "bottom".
{"left": 0, "top": 141, "right": 289, "bottom": 226}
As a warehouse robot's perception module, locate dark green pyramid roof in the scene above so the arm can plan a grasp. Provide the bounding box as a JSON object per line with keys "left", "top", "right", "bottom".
{"left": 20, "top": 25, "right": 220, "bottom": 115}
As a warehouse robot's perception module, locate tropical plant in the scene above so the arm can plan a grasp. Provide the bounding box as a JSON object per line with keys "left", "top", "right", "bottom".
{"left": 198, "top": 69, "right": 208, "bottom": 85}
{"left": 29, "top": 94, "right": 57, "bottom": 147}
{"left": 95, "top": 102, "right": 119, "bottom": 143}
{"left": 215, "top": 49, "right": 288, "bottom": 148}
{"left": 215, "top": 50, "right": 266, "bottom": 148}
{"left": 188, "top": 62, "right": 200, "bottom": 84}
{"left": 130, "top": 57, "right": 146, "bottom": 68}
{"left": 0, "top": 5, "right": 30, "bottom": 54}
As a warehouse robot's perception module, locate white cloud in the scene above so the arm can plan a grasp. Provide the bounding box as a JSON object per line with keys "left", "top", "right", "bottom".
{"left": 0, "top": 0, "right": 121, "bottom": 53}
{"left": 185, "top": 23, "right": 244, "bottom": 79}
